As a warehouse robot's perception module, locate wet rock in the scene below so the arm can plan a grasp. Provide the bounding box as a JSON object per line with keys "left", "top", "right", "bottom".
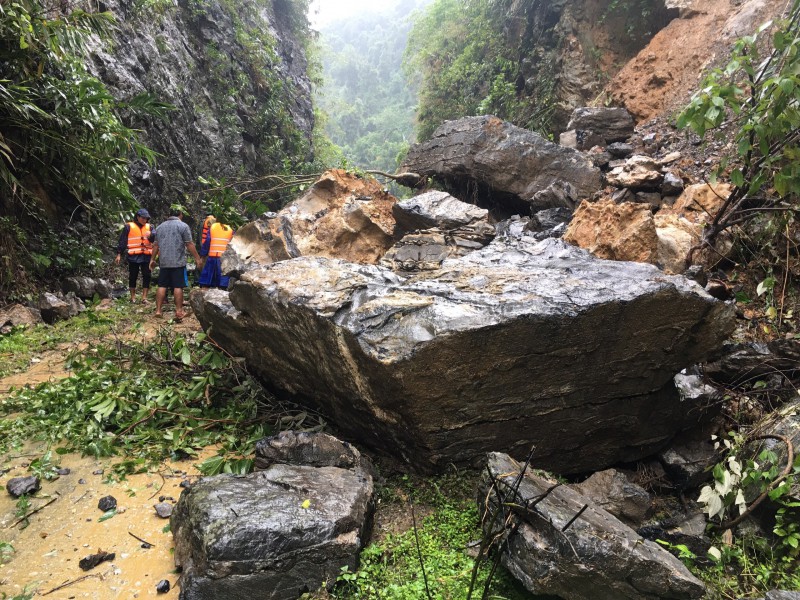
{"left": 55, "top": 468, "right": 70, "bottom": 476}
{"left": 638, "top": 507, "right": 711, "bottom": 561}
{"left": 0, "top": 304, "right": 43, "bottom": 331}
{"left": 192, "top": 235, "right": 734, "bottom": 474}
{"left": 380, "top": 224, "right": 495, "bottom": 272}
{"left": 529, "top": 180, "right": 584, "bottom": 212}
{"left": 480, "top": 452, "right": 705, "bottom": 599}
{"left": 571, "top": 469, "right": 651, "bottom": 528}
{"left": 171, "top": 436, "right": 374, "bottom": 600}
{"left": 156, "top": 579, "right": 171, "bottom": 593}
{"left": 704, "top": 340, "right": 800, "bottom": 383}
{"left": 565, "top": 107, "right": 636, "bottom": 145}
{"left": 98, "top": 495, "right": 117, "bottom": 511}
{"left": 392, "top": 190, "right": 488, "bottom": 232}
{"left": 662, "top": 172, "right": 685, "bottom": 196}
{"left": 154, "top": 502, "right": 173, "bottom": 518}
{"left": 6, "top": 476, "right": 40, "bottom": 498}
{"left": 62, "top": 276, "right": 114, "bottom": 300}
{"left": 79, "top": 549, "right": 115, "bottom": 571}
{"left": 608, "top": 142, "right": 635, "bottom": 158}
{"left": 254, "top": 431, "right": 368, "bottom": 471}
{"left": 400, "top": 116, "right": 602, "bottom": 217}
{"left": 37, "top": 292, "right": 71, "bottom": 324}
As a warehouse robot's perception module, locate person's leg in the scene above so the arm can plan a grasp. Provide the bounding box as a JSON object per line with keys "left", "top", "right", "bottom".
{"left": 174, "top": 287, "right": 185, "bottom": 319}
{"left": 155, "top": 287, "right": 167, "bottom": 316}
{"left": 128, "top": 262, "right": 139, "bottom": 303}
{"left": 141, "top": 262, "right": 151, "bottom": 304}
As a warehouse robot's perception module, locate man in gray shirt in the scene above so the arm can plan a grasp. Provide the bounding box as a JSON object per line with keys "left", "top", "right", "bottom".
{"left": 149, "top": 204, "right": 202, "bottom": 321}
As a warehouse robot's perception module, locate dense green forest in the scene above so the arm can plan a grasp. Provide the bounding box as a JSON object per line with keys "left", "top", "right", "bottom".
{"left": 315, "top": 0, "right": 426, "bottom": 173}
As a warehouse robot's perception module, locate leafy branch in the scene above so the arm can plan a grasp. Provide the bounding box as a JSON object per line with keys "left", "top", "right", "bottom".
{"left": 677, "top": 0, "right": 800, "bottom": 265}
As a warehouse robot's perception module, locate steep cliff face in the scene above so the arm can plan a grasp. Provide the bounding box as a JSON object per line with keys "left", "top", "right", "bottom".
{"left": 508, "top": 0, "right": 677, "bottom": 134}
{"left": 88, "top": 0, "right": 314, "bottom": 210}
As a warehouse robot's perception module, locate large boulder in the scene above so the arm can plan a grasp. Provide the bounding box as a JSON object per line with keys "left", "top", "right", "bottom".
{"left": 171, "top": 432, "right": 374, "bottom": 600}
{"left": 192, "top": 234, "right": 735, "bottom": 474}
{"left": 480, "top": 452, "right": 705, "bottom": 600}
{"left": 400, "top": 116, "right": 602, "bottom": 216}
{"left": 221, "top": 169, "right": 398, "bottom": 277}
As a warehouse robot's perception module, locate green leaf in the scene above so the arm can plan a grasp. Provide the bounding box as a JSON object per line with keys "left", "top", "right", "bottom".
{"left": 98, "top": 509, "right": 117, "bottom": 522}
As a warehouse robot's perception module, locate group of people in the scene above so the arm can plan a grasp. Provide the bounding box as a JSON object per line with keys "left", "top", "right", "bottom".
{"left": 115, "top": 205, "right": 235, "bottom": 320}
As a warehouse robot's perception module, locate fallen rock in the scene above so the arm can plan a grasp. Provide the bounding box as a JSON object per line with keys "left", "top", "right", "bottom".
{"left": 98, "top": 495, "right": 117, "bottom": 511}
{"left": 400, "top": 116, "right": 602, "bottom": 217}
{"left": 79, "top": 549, "right": 115, "bottom": 571}
{"left": 37, "top": 292, "right": 72, "bottom": 324}
{"left": 392, "top": 190, "right": 488, "bottom": 232}
{"left": 221, "top": 169, "right": 398, "bottom": 278}
{"left": 571, "top": 469, "right": 651, "bottom": 528}
{"left": 606, "top": 155, "right": 664, "bottom": 190}
{"left": 0, "top": 304, "right": 43, "bottom": 331}
{"left": 154, "top": 502, "right": 173, "bottom": 518}
{"left": 565, "top": 106, "right": 636, "bottom": 145}
{"left": 171, "top": 432, "right": 374, "bottom": 600}
{"left": 156, "top": 579, "right": 171, "bottom": 593}
{"left": 480, "top": 452, "right": 705, "bottom": 599}
{"left": 253, "top": 431, "right": 365, "bottom": 471}
{"left": 6, "top": 476, "right": 40, "bottom": 498}
{"left": 564, "top": 199, "right": 658, "bottom": 263}
{"left": 62, "top": 276, "right": 113, "bottom": 300}
{"left": 192, "top": 236, "right": 734, "bottom": 474}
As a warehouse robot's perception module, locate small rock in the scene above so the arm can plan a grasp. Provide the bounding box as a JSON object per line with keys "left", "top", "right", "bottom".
{"left": 154, "top": 502, "right": 173, "bottom": 518}
{"left": 56, "top": 468, "right": 71, "bottom": 476}
{"left": 98, "top": 496, "right": 117, "bottom": 511}
{"left": 92, "top": 469, "right": 104, "bottom": 475}
{"left": 156, "top": 580, "right": 171, "bottom": 593}
{"left": 6, "top": 476, "right": 41, "bottom": 498}
{"left": 79, "top": 550, "right": 115, "bottom": 571}
{"left": 78, "top": 478, "right": 86, "bottom": 485}
{"left": 179, "top": 480, "right": 192, "bottom": 489}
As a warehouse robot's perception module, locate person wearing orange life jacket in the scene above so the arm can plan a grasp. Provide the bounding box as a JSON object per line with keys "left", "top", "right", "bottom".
{"left": 115, "top": 208, "right": 154, "bottom": 304}
{"left": 198, "top": 219, "right": 234, "bottom": 289}
{"left": 200, "top": 214, "right": 215, "bottom": 247}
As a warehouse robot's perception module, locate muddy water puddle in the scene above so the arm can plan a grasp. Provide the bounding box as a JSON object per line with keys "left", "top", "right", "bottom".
{"left": 0, "top": 309, "right": 209, "bottom": 599}
{"left": 0, "top": 444, "right": 217, "bottom": 599}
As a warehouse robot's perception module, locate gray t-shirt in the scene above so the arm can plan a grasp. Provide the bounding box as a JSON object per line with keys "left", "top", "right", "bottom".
{"left": 153, "top": 217, "right": 192, "bottom": 268}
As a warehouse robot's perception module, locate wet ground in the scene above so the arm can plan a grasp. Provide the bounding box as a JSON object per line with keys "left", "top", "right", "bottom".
{"left": 0, "top": 306, "right": 206, "bottom": 600}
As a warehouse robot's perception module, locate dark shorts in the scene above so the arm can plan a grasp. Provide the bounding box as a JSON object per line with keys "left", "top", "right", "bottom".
{"left": 157, "top": 266, "right": 187, "bottom": 289}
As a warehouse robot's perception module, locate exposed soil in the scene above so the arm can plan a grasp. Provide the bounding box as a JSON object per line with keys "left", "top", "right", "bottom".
{"left": 606, "top": 0, "right": 790, "bottom": 123}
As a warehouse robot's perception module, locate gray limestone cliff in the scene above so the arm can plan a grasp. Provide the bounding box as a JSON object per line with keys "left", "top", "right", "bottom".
{"left": 88, "top": 0, "right": 314, "bottom": 210}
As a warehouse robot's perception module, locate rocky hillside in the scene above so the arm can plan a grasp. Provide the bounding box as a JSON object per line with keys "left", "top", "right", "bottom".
{"left": 88, "top": 0, "right": 315, "bottom": 211}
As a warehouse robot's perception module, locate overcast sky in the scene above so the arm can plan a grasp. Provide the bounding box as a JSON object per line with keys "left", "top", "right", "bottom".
{"left": 308, "top": 0, "right": 402, "bottom": 29}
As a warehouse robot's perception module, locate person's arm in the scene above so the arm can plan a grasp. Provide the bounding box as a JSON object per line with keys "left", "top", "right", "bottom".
{"left": 149, "top": 241, "right": 159, "bottom": 270}
{"left": 186, "top": 241, "right": 202, "bottom": 265}
{"left": 115, "top": 225, "right": 129, "bottom": 265}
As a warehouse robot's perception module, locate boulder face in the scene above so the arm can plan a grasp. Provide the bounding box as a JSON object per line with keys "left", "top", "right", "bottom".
{"left": 193, "top": 234, "right": 735, "bottom": 474}
{"left": 400, "top": 116, "right": 602, "bottom": 218}
{"left": 480, "top": 452, "right": 705, "bottom": 599}
{"left": 171, "top": 432, "right": 374, "bottom": 600}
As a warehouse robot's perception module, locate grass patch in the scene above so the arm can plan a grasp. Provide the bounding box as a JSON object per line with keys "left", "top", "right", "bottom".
{"left": 0, "top": 301, "right": 142, "bottom": 378}
{"left": 316, "top": 472, "right": 532, "bottom": 600}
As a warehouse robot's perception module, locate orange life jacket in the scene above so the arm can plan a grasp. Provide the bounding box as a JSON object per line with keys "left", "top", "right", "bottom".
{"left": 201, "top": 215, "right": 215, "bottom": 246}
{"left": 126, "top": 222, "right": 152, "bottom": 256}
{"left": 208, "top": 222, "right": 233, "bottom": 257}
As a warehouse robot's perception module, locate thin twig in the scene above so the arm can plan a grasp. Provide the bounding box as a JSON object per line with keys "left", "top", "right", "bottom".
{"left": 41, "top": 570, "right": 106, "bottom": 595}
{"left": 410, "top": 499, "right": 433, "bottom": 599}
{"left": 128, "top": 531, "right": 154, "bottom": 547}
{"left": 9, "top": 495, "right": 58, "bottom": 528}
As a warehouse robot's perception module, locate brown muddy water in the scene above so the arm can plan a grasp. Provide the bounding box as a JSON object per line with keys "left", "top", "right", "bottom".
{"left": 0, "top": 310, "right": 209, "bottom": 599}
